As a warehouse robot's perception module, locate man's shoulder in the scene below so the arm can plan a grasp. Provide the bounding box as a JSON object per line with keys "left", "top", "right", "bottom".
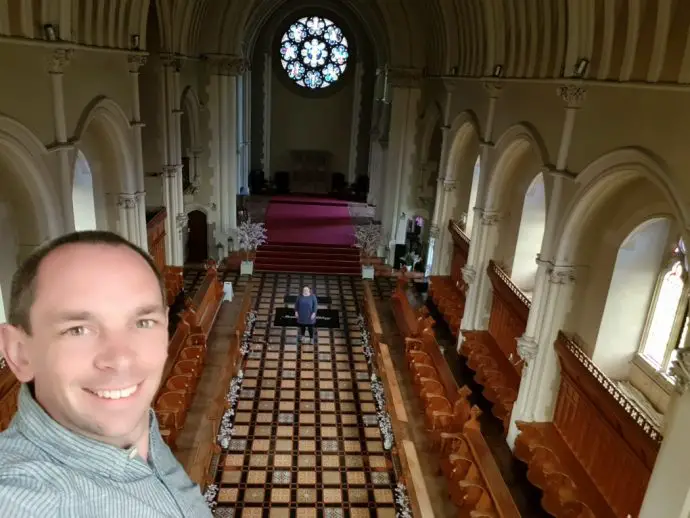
{"left": 0, "top": 427, "right": 59, "bottom": 482}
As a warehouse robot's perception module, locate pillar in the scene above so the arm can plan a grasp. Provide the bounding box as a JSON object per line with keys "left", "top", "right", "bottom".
{"left": 506, "top": 84, "right": 586, "bottom": 446}
{"left": 379, "top": 68, "right": 422, "bottom": 265}
{"left": 48, "top": 49, "right": 73, "bottom": 234}
{"left": 127, "top": 54, "right": 148, "bottom": 250}
{"left": 458, "top": 81, "right": 503, "bottom": 336}
{"left": 209, "top": 56, "right": 246, "bottom": 254}
{"left": 640, "top": 350, "right": 690, "bottom": 517}
{"left": 262, "top": 53, "right": 272, "bottom": 176}
{"left": 117, "top": 193, "right": 139, "bottom": 243}
{"left": 347, "top": 61, "right": 364, "bottom": 184}
{"left": 160, "top": 56, "right": 184, "bottom": 266}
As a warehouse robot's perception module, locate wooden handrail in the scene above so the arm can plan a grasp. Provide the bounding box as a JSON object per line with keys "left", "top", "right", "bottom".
{"left": 487, "top": 260, "right": 531, "bottom": 317}
{"left": 448, "top": 219, "right": 470, "bottom": 250}
{"left": 363, "top": 282, "right": 383, "bottom": 341}
{"left": 556, "top": 332, "right": 663, "bottom": 452}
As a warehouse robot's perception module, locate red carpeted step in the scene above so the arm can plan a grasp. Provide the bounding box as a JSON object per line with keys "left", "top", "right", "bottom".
{"left": 255, "top": 263, "right": 361, "bottom": 275}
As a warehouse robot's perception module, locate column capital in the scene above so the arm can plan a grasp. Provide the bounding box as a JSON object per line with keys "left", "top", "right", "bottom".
{"left": 48, "top": 49, "right": 73, "bottom": 74}
{"left": 483, "top": 80, "right": 503, "bottom": 99}
{"left": 160, "top": 54, "right": 182, "bottom": 72}
{"left": 480, "top": 210, "right": 502, "bottom": 226}
{"left": 127, "top": 54, "right": 147, "bottom": 73}
{"left": 543, "top": 164, "right": 577, "bottom": 181}
{"left": 670, "top": 348, "right": 690, "bottom": 394}
{"left": 461, "top": 265, "right": 476, "bottom": 285}
{"left": 206, "top": 54, "right": 249, "bottom": 76}
{"left": 442, "top": 180, "right": 457, "bottom": 193}
{"left": 558, "top": 83, "right": 587, "bottom": 108}
{"left": 162, "top": 164, "right": 182, "bottom": 177}
{"left": 516, "top": 335, "right": 539, "bottom": 364}
{"left": 388, "top": 67, "right": 422, "bottom": 88}
{"left": 176, "top": 213, "right": 188, "bottom": 229}
{"left": 117, "top": 193, "right": 137, "bottom": 209}
{"left": 546, "top": 264, "right": 577, "bottom": 284}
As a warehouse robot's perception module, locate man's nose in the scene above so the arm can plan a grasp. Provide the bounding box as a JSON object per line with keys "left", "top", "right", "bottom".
{"left": 93, "top": 332, "right": 136, "bottom": 371}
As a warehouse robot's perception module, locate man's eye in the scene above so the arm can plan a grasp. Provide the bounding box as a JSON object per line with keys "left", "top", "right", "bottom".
{"left": 63, "top": 326, "right": 87, "bottom": 337}
{"left": 137, "top": 319, "right": 157, "bottom": 329}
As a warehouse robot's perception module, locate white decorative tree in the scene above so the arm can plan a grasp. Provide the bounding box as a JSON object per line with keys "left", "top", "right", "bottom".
{"left": 237, "top": 218, "right": 268, "bottom": 261}
{"left": 355, "top": 223, "right": 383, "bottom": 264}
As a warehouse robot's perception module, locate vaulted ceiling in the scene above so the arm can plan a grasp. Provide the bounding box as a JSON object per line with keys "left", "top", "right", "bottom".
{"left": 2, "top": 0, "right": 690, "bottom": 83}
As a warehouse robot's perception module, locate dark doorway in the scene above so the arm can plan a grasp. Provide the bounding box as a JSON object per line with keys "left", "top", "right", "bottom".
{"left": 186, "top": 210, "right": 208, "bottom": 263}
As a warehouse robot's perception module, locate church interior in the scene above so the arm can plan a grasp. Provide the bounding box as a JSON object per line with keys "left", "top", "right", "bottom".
{"left": 2, "top": 0, "right": 690, "bottom": 516}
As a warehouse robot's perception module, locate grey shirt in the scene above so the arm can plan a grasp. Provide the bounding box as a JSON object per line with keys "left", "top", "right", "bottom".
{"left": 0, "top": 384, "right": 213, "bottom": 517}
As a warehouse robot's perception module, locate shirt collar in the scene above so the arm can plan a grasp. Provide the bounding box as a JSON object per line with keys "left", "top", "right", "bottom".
{"left": 14, "top": 383, "right": 166, "bottom": 481}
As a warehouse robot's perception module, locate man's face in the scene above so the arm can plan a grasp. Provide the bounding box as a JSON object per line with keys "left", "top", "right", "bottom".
{"left": 302, "top": 287, "right": 310, "bottom": 296}
{"left": 4, "top": 243, "right": 168, "bottom": 448}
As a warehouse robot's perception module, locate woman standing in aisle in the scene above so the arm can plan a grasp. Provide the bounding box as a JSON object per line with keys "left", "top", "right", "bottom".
{"left": 294, "top": 285, "right": 318, "bottom": 344}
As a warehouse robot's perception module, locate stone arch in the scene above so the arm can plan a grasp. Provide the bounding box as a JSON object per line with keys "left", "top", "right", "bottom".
{"left": 72, "top": 97, "right": 136, "bottom": 233}
{"left": 484, "top": 123, "right": 550, "bottom": 211}
{"left": 73, "top": 96, "right": 136, "bottom": 194}
{"left": 555, "top": 148, "right": 689, "bottom": 265}
{"left": 180, "top": 86, "right": 201, "bottom": 154}
{"left": 0, "top": 115, "right": 63, "bottom": 322}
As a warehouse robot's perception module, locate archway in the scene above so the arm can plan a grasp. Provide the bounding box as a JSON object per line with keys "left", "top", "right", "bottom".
{"left": 72, "top": 150, "right": 98, "bottom": 231}
{"left": 186, "top": 210, "right": 209, "bottom": 263}
{"left": 595, "top": 218, "right": 674, "bottom": 379}
{"left": 0, "top": 116, "right": 62, "bottom": 323}
{"left": 511, "top": 173, "right": 546, "bottom": 296}
{"left": 74, "top": 98, "right": 136, "bottom": 237}
{"left": 464, "top": 156, "right": 481, "bottom": 237}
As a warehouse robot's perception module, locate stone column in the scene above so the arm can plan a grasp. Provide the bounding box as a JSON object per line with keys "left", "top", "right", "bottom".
{"left": 506, "top": 85, "right": 586, "bottom": 447}
{"left": 379, "top": 68, "right": 422, "bottom": 264}
{"left": 209, "top": 56, "right": 247, "bottom": 254}
{"left": 127, "top": 54, "right": 148, "bottom": 250}
{"left": 262, "top": 53, "right": 272, "bottom": 176}
{"left": 640, "top": 349, "right": 690, "bottom": 517}
{"left": 458, "top": 81, "right": 503, "bottom": 337}
{"left": 117, "top": 193, "right": 139, "bottom": 243}
{"left": 347, "top": 60, "right": 364, "bottom": 184}
{"left": 160, "top": 56, "right": 184, "bottom": 266}
{"left": 48, "top": 49, "right": 73, "bottom": 234}
{"left": 243, "top": 70, "right": 252, "bottom": 190}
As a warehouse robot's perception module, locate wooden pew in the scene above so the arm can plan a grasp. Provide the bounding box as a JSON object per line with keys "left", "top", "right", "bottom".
{"left": 457, "top": 261, "right": 527, "bottom": 431}
{"left": 0, "top": 366, "right": 19, "bottom": 432}
{"left": 360, "top": 284, "right": 435, "bottom": 517}
{"left": 189, "top": 282, "right": 253, "bottom": 488}
{"left": 403, "top": 329, "right": 521, "bottom": 517}
{"left": 181, "top": 265, "right": 223, "bottom": 338}
{"left": 391, "top": 281, "right": 435, "bottom": 338}
{"left": 514, "top": 333, "right": 662, "bottom": 518}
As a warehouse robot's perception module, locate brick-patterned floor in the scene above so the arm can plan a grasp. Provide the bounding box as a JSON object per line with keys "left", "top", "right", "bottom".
{"left": 210, "top": 273, "right": 401, "bottom": 517}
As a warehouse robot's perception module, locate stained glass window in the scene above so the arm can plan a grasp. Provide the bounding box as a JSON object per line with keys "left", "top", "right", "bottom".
{"left": 639, "top": 238, "right": 689, "bottom": 374}
{"left": 279, "top": 16, "right": 349, "bottom": 89}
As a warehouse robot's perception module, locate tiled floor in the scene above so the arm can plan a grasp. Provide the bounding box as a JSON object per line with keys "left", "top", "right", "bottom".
{"left": 210, "top": 273, "right": 402, "bottom": 517}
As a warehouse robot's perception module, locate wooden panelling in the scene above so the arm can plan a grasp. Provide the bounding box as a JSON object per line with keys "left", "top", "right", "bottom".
{"left": 0, "top": 367, "right": 19, "bottom": 432}
{"left": 147, "top": 207, "right": 167, "bottom": 272}
{"left": 554, "top": 332, "right": 661, "bottom": 517}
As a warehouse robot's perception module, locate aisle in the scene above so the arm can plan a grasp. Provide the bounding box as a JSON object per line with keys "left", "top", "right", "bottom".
{"left": 210, "top": 273, "right": 402, "bottom": 517}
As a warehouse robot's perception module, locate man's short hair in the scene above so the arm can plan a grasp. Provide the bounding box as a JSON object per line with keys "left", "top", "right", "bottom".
{"left": 8, "top": 230, "right": 165, "bottom": 334}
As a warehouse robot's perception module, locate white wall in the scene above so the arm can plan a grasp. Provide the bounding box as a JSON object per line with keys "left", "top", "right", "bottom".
{"left": 594, "top": 218, "right": 670, "bottom": 379}
{"left": 72, "top": 151, "right": 98, "bottom": 231}
{"left": 511, "top": 173, "right": 546, "bottom": 294}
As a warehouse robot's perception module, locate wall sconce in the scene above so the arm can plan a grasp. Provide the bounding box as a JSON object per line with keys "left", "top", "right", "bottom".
{"left": 227, "top": 237, "right": 234, "bottom": 252}
{"left": 450, "top": 66, "right": 458, "bottom": 76}
{"left": 130, "top": 34, "right": 140, "bottom": 50}
{"left": 492, "top": 64, "right": 503, "bottom": 78}
{"left": 43, "top": 24, "right": 58, "bottom": 41}
{"left": 573, "top": 58, "right": 589, "bottom": 78}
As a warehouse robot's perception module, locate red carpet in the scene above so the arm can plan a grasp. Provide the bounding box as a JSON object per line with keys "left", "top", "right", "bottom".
{"left": 255, "top": 197, "right": 360, "bottom": 275}
{"left": 264, "top": 197, "right": 355, "bottom": 246}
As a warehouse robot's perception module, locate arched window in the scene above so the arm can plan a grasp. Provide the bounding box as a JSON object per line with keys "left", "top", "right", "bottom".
{"left": 638, "top": 238, "right": 689, "bottom": 375}
{"left": 279, "top": 16, "right": 349, "bottom": 89}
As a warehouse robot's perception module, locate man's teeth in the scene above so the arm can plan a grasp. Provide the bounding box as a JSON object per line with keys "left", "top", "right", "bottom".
{"left": 92, "top": 385, "right": 138, "bottom": 400}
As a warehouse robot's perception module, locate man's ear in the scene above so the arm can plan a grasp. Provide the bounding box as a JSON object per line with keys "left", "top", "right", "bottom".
{"left": 0, "top": 324, "right": 35, "bottom": 383}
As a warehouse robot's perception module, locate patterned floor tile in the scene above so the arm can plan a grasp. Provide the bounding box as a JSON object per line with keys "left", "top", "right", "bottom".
{"left": 213, "top": 273, "right": 400, "bottom": 515}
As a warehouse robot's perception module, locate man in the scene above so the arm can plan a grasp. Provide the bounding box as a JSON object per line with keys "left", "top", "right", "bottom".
{"left": 293, "top": 285, "right": 318, "bottom": 344}
{"left": 0, "top": 231, "right": 212, "bottom": 517}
